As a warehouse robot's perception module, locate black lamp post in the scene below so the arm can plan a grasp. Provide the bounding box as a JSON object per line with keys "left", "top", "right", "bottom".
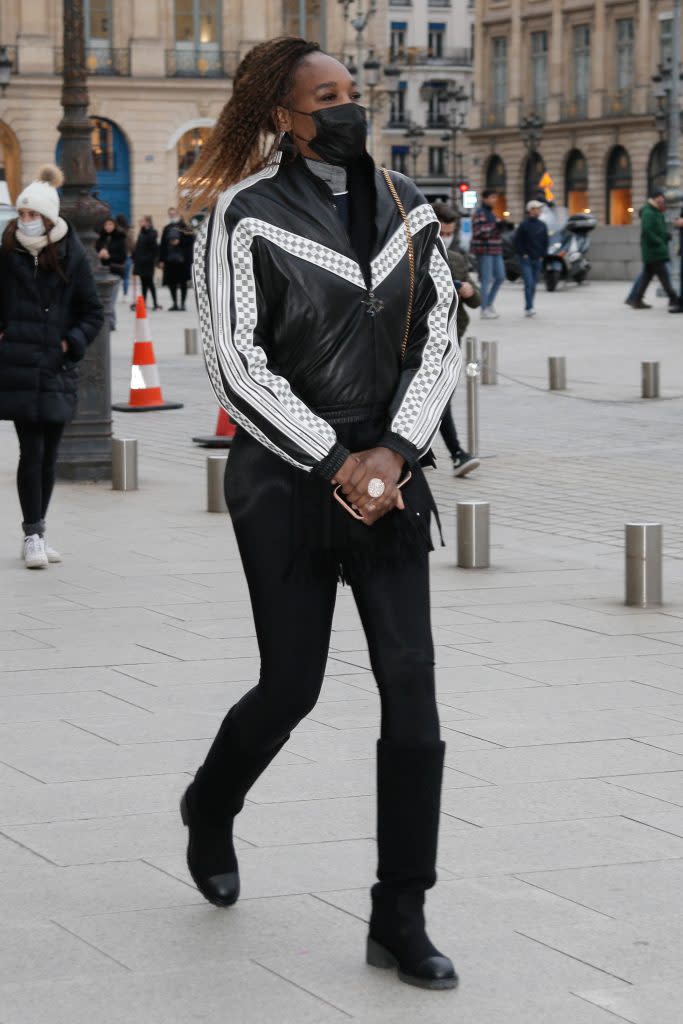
{"left": 519, "top": 112, "right": 545, "bottom": 203}
{"left": 421, "top": 79, "right": 468, "bottom": 201}
{"left": 404, "top": 123, "right": 425, "bottom": 180}
{"left": 56, "top": 0, "right": 115, "bottom": 482}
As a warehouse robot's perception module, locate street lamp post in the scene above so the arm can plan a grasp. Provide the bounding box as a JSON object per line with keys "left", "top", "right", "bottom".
{"left": 665, "top": 0, "right": 683, "bottom": 294}
{"left": 56, "top": 0, "right": 114, "bottom": 482}
{"left": 519, "top": 112, "right": 545, "bottom": 202}
{"left": 361, "top": 49, "right": 400, "bottom": 156}
{"left": 404, "top": 123, "right": 425, "bottom": 181}
{"left": 421, "top": 80, "right": 468, "bottom": 203}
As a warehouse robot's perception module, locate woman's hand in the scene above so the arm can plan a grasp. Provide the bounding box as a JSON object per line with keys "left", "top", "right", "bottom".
{"left": 61, "top": 340, "right": 68, "bottom": 353}
{"left": 334, "top": 447, "right": 405, "bottom": 526}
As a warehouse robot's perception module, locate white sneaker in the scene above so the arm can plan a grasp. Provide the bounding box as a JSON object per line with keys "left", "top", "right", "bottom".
{"left": 480, "top": 308, "right": 496, "bottom": 320}
{"left": 44, "top": 538, "right": 62, "bottom": 563}
{"left": 525, "top": 309, "right": 537, "bottom": 317}
{"left": 23, "top": 534, "right": 48, "bottom": 570}
{"left": 488, "top": 306, "right": 501, "bottom": 319}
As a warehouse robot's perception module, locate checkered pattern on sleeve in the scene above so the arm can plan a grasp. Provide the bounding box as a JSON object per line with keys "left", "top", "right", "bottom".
{"left": 371, "top": 204, "right": 437, "bottom": 289}
{"left": 390, "top": 245, "right": 462, "bottom": 451}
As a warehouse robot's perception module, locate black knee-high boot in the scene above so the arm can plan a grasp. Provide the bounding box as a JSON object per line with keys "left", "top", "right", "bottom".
{"left": 367, "top": 739, "right": 458, "bottom": 990}
{"left": 180, "top": 710, "right": 289, "bottom": 907}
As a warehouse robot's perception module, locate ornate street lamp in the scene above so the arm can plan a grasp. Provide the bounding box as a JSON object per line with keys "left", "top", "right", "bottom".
{"left": 404, "top": 123, "right": 425, "bottom": 180}
{"left": 0, "top": 46, "right": 12, "bottom": 94}
{"left": 56, "top": 0, "right": 115, "bottom": 481}
{"left": 519, "top": 112, "right": 544, "bottom": 154}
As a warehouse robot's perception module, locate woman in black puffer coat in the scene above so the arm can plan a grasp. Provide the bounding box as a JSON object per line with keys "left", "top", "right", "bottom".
{"left": 0, "top": 165, "right": 104, "bottom": 569}
{"left": 132, "top": 216, "right": 161, "bottom": 310}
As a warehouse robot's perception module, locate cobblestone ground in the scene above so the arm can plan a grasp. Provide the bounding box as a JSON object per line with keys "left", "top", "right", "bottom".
{"left": 1, "top": 279, "right": 682, "bottom": 1023}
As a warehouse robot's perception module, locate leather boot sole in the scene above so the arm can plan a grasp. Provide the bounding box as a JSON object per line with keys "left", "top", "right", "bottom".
{"left": 180, "top": 793, "right": 240, "bottom": 908}
{"left": 366, "top": 937, "right": 459, "bottom": 990}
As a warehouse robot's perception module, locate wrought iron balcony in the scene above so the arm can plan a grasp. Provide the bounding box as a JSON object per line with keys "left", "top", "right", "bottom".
{"left": 54, "top": 46, "right": 131, "bottom": 76}
{"left": 560, "top": 96, "right": 588, "bottom": 122}
{"left": 603, "top": 90, "right": 633, "bottom": 117}
{"left": 388, "top": 46, "right": 472, "bottom": 67}
{"left": 385, "top": 108, "right": 413, "bottom": 130}
{"left": 165, "top": 48, "right": 237, "bottom": 78}
{"left": 481, "top": 103, "right": 507, "bottom": 128}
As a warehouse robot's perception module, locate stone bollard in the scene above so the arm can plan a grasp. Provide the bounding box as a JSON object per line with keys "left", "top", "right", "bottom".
{"left": 112, "top": 438, "right": 138, "bottom": 491}
{"left": 548, "top": 356, "right": 567, "bottom": 391}
{"left": 466, "top": 359, "right": 480, "bottom": 457}
{"left": 184, "top": 328, "right": 198, "bottom": 356}
{"left": 481, "top": 341, "right": 498, "bottom": 385}
{"left": 457, "top": 501, "right": 490, "bottom": 568}
{"left": 641, "top": 362, "right": 660, "bottom": 399}
{"left": 625, "top": 522, "right": 662, "bottom": 607}
{"left": 207, "top": 454, "right": 228, "bottom": 513}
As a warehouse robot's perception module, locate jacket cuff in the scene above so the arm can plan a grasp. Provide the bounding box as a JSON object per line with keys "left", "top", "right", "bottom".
{"left": 378, "top": 432, "right": 420, "bottom": 466}
{"left": 65, "top": 330, "right": 87, "bottom": 362}
{"left": 312, "top": 441, "right": 350, "bottom": 481}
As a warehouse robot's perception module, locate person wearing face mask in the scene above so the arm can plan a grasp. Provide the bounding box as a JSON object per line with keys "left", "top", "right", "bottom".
{"left": 182, "top": 37, "right": 460, "bottom": 991}
{"left": 159, "top": 206, "right": 194, "bottom": 311}
{"left": 0, "top": 165, "right": 104, "bottom": 569}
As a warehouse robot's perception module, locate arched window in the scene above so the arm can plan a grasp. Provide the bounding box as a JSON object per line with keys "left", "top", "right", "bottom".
{"left": 606, "top": 145, "right": 632, "bottom": 225}
{"left": 565, "top": 149, "right": 589, "bottom": 215}
{"left": 648, "top": 141, "right": 667, "bottom": 195}
{"left": 484, "top": 154, "right": 507, "bottom": 218}
{"left": 0, "top": 121, "right": 22, "bottom": 203}
{"left": 177, "top": 126, "right": 212, "bottom": 180}
{"left": 524, "top": 150, "right": 545, "bottom": 204}
{"left": 56, "top": 116, "right": 130, "bottom": 220}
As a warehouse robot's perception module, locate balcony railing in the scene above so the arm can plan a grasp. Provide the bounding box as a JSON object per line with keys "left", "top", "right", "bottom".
{"left": 428, "top": 0, "right": 452, "bottom": 6}
{"left": 385, "top": 109, "right": 413, "bottom": 130}
{"left": 603, "top": 90, "right": 633, "bottom": 117}
{"left": 388, "top": 46, "right": 472, "bottom": 67}
{"left": 54, "top": 46, "right": 131, "bottom": 76}
{"left": 165, "top": 48, "right": 238, "bottom": 78}
{"left": 426, "top": 113, "right": 451, "bottom": 129}
{"left": 481, "top": 103, "right": 507, "bottom": 128}
{"left": 389, "top": 0, "right": 412, "bottom": 6}
{"left": 560, "top": 96, "right": 588, "bottom": 121}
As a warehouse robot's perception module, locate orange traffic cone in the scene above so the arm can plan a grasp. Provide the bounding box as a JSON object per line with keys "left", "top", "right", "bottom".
{"left": 112, "top": 296, "right": 183, "bottom": 412}
{"left": 192, "top": 406, "right": 237, "bottom": 448}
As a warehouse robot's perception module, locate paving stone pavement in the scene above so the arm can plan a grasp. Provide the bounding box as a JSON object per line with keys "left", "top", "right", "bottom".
{"left": 1, "top": 279, "right": 682, "bottom": 1023}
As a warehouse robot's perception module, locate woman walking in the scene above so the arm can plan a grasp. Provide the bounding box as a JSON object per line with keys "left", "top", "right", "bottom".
{"left": 0, "top": 165, "right": 103, "bottom": 568}
{"left": 132, "top": 216, "right": 161, "bottom": 310}
{"left": 159, "top": 208, "right": 193, "bottom": 311}
{"left": 95, "top": 216, "right": 126, "bottom": 329}
{"left": 183, "top": 37, "right": 461, "bottom": 989}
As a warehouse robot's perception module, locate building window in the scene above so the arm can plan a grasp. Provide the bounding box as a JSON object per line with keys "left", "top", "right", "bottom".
{"left": 531, "top": 30, "right": 548, "bottom": 113}
{"left": 660, "top": 18, "right": 673, "bottom": 67}
{"left": 282, "top": 0, "right": 322, "bottom": 41}
{"left": 426, "top": 81, "right": 448, "bottom": 127}
{"left": 175, "top": 0, "right": 220, "bottom": 45}
{"left": 572, "top": 25, "right": 590, "bottom": 112}
{"left": 616, "top": 18, "right": 634, "bottom": 94}
{"left": 90, "top": 118, "right": 115, "bottom": 172}
{"left": 428, "top": 23, "right": 446, "bottom": 59}
{"left": 429, "top": 146, "right": 446, "bottom": 175}
{"left": 485, "top": 154, "right": 507, "bottom": 218}
{"left": 388, "top": 81, "right": 408, "bottom": 126}
{"left": 492, "top": 37, "right": 507, "bottom": 113}
{"left": 86, "top": 0, "right": 111, "bottom": 42}
{"left": 606, "top": 144, "right": 632, "bottom": 225}
{"left": 390, "top": 22, "right": 407, "bottom": 59}
{"left": 565, "top": 148, "right": 589, "bottom": 214}
{"left": 391, "top": 145, "right": 409, "bottom": 174}
{"left": 178, "top": 126, "right": 212, "bottom": 180}
{"left": 648, "top": 140, "right": 667, "bottom": 195}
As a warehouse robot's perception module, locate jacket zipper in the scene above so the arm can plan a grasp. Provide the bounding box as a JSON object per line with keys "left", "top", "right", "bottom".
{"left": 34, "top": 255, "right": 39, "bottom": 279}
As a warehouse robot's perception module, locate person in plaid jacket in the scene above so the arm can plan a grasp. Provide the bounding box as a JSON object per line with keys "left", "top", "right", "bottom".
{"left": 471, "top": 189, "right": 505, "bottom": 319}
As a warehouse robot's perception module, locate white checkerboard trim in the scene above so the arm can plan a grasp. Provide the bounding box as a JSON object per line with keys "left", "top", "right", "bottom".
{"left": 390, "top": 243, "right": 462, "bottom": 450}
{"left": 370, "top": 203, "right": 437, "bottom": 289}
{"left": 236, "top": 218, "right": 366, "bottom": 290}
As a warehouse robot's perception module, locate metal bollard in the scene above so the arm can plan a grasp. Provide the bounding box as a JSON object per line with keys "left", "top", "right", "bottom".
{"left": 641, "top": 361, "right": 660, "bottom": 399}
{"left": 465, "top": 335, "right": 478, "bottom": 365}
{"left": 481, "top": 341, "right": 498, "bottom": 385}
{"left": 625, "top": 522, "right": 663, "bottom": 607}
{"left": 457, "top": 501, "right": 490, "bottom": 569}
{"left": 207, "top": 454, "right": 228, "bottom": 513}
{"left": 466, "top": 359, "right": 480, "bottom": 457}
{"left": 548, "top": 356, "right": 567, "bottom": 391}
{"left": 112, "top": 438, "right": 138, "bottom": 491}
{"left": 184, "top": 328, "right": 198, "bottom": 356}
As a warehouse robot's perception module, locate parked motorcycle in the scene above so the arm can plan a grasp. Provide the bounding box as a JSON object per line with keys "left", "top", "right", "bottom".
{"left": 544, "top": 213, "right": 597, "bottom": 292}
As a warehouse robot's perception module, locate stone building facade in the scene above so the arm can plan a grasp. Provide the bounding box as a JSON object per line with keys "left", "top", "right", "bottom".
{"left": 470, "top": 0, "right": 678, "bottom": 226}
{"left": 0, "top": 0, "right": 472, "bottom": 226}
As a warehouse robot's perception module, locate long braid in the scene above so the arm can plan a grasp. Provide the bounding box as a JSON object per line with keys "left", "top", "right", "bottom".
{"left": 182, "top": 37, "right": 321, "bottom": 216}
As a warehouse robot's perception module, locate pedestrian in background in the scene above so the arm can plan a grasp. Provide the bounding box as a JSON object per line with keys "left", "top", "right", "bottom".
{"left": 0, "top": 165, "right": 103, "bottom": 569}
{"left": 433, "top": 200, "right": 480, "bottom": 477}
{"left": 115, "top": 213, "right": 134, "bottom": 300}
{"left": 133, "top": 216, "right": 162, "bottom": 310}
{"left": 471, "top": 188, "right": 505, "bottom": 319}
{"left": 159, "top": 206, "right": 194, "bottom": 311}
{"left": 182, "top": 37, "right": 460, "bottom": 990}
{"left": 628, "top": 189, "right": 678, "bottom": 310}
{"left": 514, "top": 199, "right": 549, "bottom": 318}
{"left": 95, "top": 215, "right": 126, "bottom": 329}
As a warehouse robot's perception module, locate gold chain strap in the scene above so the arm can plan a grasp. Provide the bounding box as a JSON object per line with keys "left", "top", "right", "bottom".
{"left": 381, "top": 167, "right": 414, "bottom": 361}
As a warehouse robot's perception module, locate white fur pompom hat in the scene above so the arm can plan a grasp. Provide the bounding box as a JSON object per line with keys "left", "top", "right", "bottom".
{"left": 17, "top": 164, "right": 65, "bottom": 224}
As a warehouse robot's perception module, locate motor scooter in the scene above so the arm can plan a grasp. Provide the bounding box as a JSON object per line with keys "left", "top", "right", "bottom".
{"left": 544, "top": 213, "right": 597, "bottom": 291}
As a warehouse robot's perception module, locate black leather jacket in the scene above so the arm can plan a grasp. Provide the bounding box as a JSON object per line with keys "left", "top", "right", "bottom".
{"left": 194, "top": 150, "right": 461, "bottom": 479}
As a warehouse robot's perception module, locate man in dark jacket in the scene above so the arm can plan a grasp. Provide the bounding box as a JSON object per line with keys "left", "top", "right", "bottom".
{"left": 514, "top": 199, "right": 549, "bottom": 317}
{"left": 159, "top": 206, "right": 194, "bottom": 311}
{"left": 133, "top": 216, "right": 161, "bottom": 310}
{"left": 95, "top": 217, "right": 127, "bottom": 329}
{"left": 471, "top": 189, "right": 505, "bottom": 319}
{"left": 630, "top": 189, "right": 678, "bottom": 309}
{"left": 432, "top": 201, "right": 480, "bottom": 477}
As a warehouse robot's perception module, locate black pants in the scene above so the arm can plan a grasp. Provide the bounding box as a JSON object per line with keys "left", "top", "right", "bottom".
{"left": 140, "top": 274, "right": 158, "bottom": 308}
{"left": 14, "top": 420, "right": 65, "bottom": 535}
{"left": 634, "top": 260, "right": 677, "bottom": 304}
{"left": 169, "top": 282, "right": 187, "bottom": 309}
{"left": 197, "top": 430, "right": 440, "bottom": 802}
{"left": 439, "top": 402, "right": 461, "bottom": 460}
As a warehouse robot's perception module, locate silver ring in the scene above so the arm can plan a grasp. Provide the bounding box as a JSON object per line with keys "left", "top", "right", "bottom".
{"left": 367, "top": 478, "right": 385, "bottom": 498}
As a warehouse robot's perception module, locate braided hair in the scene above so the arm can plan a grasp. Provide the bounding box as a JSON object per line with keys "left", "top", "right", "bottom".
{"left": 183, "top": 36, "right": 321, "bottom": 216}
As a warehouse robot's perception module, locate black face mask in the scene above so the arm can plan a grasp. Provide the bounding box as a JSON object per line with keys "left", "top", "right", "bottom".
{"left": 291, "top": 103, "right": 368, "bottom": 166}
